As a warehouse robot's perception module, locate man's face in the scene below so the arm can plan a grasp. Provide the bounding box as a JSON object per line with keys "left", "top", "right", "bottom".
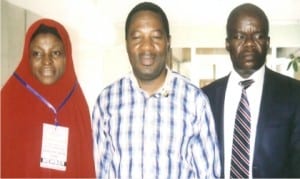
{"left": 226, "top": 13, "right": 270, "bottom": 78}
{"left": 126, "top": 10, "right": 170, "bottom": 82}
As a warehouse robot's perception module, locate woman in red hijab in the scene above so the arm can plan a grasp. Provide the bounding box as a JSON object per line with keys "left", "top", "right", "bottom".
{"left": 1, "top": 18, "right": 95, "bottom": 178}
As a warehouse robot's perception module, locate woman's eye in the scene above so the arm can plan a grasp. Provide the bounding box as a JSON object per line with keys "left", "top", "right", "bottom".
{"left": 53, "top": 51, "right": 61, "bottom": 57}
{"left": 52, "top": 50, "right": 64, "bottom": 58}
{"left": 32, "top": 51, "right": 42, "bottom": 58}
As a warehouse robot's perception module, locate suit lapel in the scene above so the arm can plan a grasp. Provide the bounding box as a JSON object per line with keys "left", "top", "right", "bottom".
{"left": 253, "top": 68, "right": 275, "bottom": 170}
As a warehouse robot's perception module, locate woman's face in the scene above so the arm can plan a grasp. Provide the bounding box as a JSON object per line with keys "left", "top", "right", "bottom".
{"left": 30, "top": 33, "right": 66, "bottom": 85}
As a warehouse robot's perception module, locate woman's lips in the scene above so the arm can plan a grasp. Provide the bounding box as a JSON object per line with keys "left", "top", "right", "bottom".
{"left": 40, "top": 68, "right": 55, "bottom": 76}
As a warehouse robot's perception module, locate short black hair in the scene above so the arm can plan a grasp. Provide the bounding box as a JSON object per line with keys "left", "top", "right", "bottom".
{"left": 125, "top": 2, "right": 170, "bottom": 40}
{"left": 226, "top": 3, "right": 269, "bottom": 37}
{"left": 31, "top": 24, "right": 61, "bottom": 42}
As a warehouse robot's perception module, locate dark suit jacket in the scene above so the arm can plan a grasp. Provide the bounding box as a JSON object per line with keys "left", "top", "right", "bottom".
{"left": 202, "top": 67, "right": 300, "bottom": 178}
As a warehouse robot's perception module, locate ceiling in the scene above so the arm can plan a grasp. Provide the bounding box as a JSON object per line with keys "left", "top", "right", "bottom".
{"left": 4, "top": 0, "right": 300, "bottom": 47}
{"left": 6, "top": 0, "right": 300, "bottom": 27}
{"left": 101, "top": 0, "right": 300, "bottom": 26}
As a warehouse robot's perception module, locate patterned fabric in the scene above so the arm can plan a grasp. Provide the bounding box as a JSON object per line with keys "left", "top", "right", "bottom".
{"left": 230, "top": 79, "right": 254, "bottom": 178}
{"left": 92, "top": 70, "right": 221, "bottom": 179}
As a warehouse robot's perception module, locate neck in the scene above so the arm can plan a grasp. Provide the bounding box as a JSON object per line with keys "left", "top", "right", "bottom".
{"left": 236, "top": 69, "right": 256, "bottom": 79}
{"left": 137, "top": 69, "right": 167, "bottom": 96}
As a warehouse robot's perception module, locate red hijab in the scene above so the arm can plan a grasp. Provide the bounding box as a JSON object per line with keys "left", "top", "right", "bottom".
{"left": 1, "top": 18, "right": 95, "bottom": 178}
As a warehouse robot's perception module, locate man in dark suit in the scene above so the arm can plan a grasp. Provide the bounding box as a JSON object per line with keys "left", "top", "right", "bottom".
{"left": 202, "top": 3, "right": 300, "bottom": 178}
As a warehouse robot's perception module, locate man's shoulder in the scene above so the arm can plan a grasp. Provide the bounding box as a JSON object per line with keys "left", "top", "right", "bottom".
{"left": 171, "top": 71, "right": 190, "bottom": 81}
{"left": 266, "top": 68, "right": 300, "bottom": 86}
{"left": 171, "top": 71, "right": 196, "bottom": 87}
{"left": 100, "top": 76, "right": 131, "bottom": 94}
{"left": 202, "top": 76, "right": 229, "bottom": 91}
{"left": 172, "top": 72, "right": 210, "bottom": 92}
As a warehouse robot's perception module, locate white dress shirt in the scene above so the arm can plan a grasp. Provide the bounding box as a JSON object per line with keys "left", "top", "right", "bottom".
{"left": 224, "top": 66, "right": 265, "bottom": 178}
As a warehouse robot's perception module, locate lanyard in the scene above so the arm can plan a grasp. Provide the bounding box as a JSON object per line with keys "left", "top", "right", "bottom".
{"left": 14, "top": 72, "right": 77, "bottom": 126}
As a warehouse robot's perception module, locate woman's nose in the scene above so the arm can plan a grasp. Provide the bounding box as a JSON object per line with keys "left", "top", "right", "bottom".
{"left": 42, "top": 54, "right": 53, "bottom": 65}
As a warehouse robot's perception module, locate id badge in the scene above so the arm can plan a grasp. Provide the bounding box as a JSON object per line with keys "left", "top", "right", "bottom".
{"left": 40, "top": 123, "right": 69, "bottom": 171}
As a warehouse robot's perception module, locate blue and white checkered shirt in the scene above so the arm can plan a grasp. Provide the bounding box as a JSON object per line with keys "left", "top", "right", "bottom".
{"left": 92, "top": 69, "right": 221, "bottom": 179}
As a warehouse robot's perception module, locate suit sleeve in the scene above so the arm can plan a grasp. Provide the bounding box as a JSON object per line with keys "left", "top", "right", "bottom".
{"left": 290, "top": 85, "right": 300, "bottom": 177}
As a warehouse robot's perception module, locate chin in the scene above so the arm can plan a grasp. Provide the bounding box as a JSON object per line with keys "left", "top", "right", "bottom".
{"left": 38, "top": 78, "right": 57, "bottom": 85}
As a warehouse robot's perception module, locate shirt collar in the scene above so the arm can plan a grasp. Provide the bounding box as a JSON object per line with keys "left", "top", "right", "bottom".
{"left": 230, "top": 65, "right": 265, "bottom": 87}
{"left": 129, "top": 66, "right": 173, "bottom": 98}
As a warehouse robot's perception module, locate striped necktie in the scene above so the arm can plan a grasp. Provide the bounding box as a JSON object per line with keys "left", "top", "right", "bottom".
{"left": 230, "top": 79, "right": 254, "bottom": 178}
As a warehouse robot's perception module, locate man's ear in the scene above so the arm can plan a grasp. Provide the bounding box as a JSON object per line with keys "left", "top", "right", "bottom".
{"left": 167, "top": 36, "right": 171, "bottom": 50}
{"left": 225, "top": 38, "right": 230, "bottom": 51}
{"left": 125, "top": 40, "right": 129, "bottom": 53}
{"left": 266, "top": 36, "right": 270, "bottom": 48}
